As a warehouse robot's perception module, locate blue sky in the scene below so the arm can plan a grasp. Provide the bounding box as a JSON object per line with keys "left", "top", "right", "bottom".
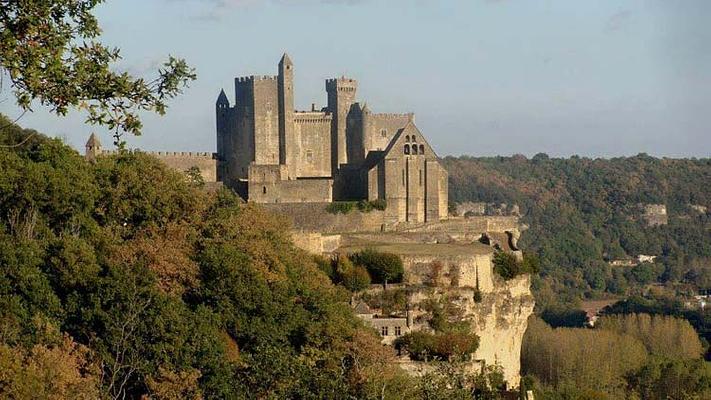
{"left": 1, "top": 0, "right": 709, "bottom": 157}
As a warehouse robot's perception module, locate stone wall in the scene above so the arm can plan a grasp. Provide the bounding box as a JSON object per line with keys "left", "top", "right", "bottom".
{"left": 263, "top": 203, "right": 388, "bottom": 233}
{"left": 151, "top": 152, "right": 218, "bottom": 182}
{"left": 293, "top": 113, "right": 333, "bottom": 177}
{"left": 248, "top": 165, "right": 333, "bottom": 203}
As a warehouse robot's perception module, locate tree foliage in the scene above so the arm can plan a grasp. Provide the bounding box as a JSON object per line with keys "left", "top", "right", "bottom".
{"left": 349, "top": 248, "right": 404, "bottom": 285}
{"left": 0, "top": 0, "right": 196, "bottom": 145}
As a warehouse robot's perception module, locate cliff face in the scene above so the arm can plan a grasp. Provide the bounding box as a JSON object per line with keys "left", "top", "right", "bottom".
{"left": 280, "top": 207, "right": 535, "bottom": 388}
{"left": 467, "top": 275, "right": 534, "bottom": 386}
{"left": 335, "top": 230, "right": 535, "bottom": 387}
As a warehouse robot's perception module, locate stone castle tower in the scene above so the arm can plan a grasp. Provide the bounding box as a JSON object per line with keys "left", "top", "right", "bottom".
{"left": 215, "top": 54, "right": 448, "bottom": 224}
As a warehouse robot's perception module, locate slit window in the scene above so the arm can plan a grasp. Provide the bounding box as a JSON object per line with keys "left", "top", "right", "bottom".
{"left": 262, "top": 186, "right": 267, "bottom": 194}
{"left": 381, "top": 326, "right": 389, "bottom": 336}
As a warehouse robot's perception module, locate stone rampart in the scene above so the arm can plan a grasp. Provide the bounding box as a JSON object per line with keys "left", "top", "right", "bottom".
{"left": 263, "top": 203, "right": 388, "bottom": 233}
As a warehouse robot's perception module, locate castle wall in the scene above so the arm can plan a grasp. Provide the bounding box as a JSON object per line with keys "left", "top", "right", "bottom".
{"left": 248, "top": 165, "right": 332, "bottom": 203}
{"left": 293, "top": 113, "right": 332, "bottom": 177}
{"left": 263, "top": 203, "right": 388, "bottom": 233}
{"left": 152, "top": 152, "right": 218, "bottom": 182}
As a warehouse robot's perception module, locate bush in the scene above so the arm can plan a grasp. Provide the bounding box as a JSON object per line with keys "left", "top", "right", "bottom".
{"left": 326, "top": 200, "right": 387, "bottom": 215}
{"left": 326, "top": 201, "right": 355, "bottom": 214}
{"left": 349, "top": 248, "right": 404, "bottom": 285}
{"left": 395, "top": 331, "right": 479, "bottom": 361}
{"left": 492, "top": 251, "right": 538, "bottom": 280}
{"left": 341, "top": 265, "right": 371, "bottom": 293}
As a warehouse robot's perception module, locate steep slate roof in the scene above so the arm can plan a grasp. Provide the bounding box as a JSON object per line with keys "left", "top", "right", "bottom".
{"left": 85, "top": 133, "right": 101, "bottom": 148}
{"left": 216, "top": 89, "right": 229, "bottom": 106}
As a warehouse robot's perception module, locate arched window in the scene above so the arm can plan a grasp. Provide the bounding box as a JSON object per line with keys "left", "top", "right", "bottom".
{"left": 405, "top": 135, "right": 410, "bottom": 143}
{"left": 419, "top": 145, "right": 425, "bottom": 154}
{"left": 412, "top": 135, "right": 417, "bottom": 142}
{"left": 404, "top": 144, "right": 410, "bottom": 155}
{"left": 412, "top": 145, "right": 418, "bottom": 155}
{"left": 262, "top": 186, "right": 267, "bottom": 194}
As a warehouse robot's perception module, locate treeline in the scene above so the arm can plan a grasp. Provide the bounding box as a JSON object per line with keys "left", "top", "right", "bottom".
{"left": 522, "top": 314, "right": 711, "bottom": 399}
{"left": 444, "top": 154, "right": 711, "bottom": 307}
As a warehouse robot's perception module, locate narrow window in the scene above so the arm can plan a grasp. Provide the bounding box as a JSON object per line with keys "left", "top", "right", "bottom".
{"left": 262, "top": 186, "right": 267, "bottom": 194}
{"left": 404, "top": 144, "right": 410, "bottom": 155}
{"left": 405, "top": 135, "right": 410, "bottom": 143}
{"left": 381, "top": 326, "right": 389, "bottom": 336}
{"left": 306, "top": 150, "right": 314, "bottom": 164}
{"left": 395, "top": 326, "right": 401, "bottom": 336}
{"left": 402, "top": 170, "right": 405, "bottom": 186}
{"left": 420, "top": 145, "right": 425, "bottom": 154}
{"left": 412, "top": 146, "right": 418, "bottom": 155}
{"left": 412, "top": 135, "right": 417, "bottom": 142}
{"left": 419, "top": 170, "right": 423, "bottom": 186}
{"left": 381, "top": 129, "right": 387, "bottom": 137}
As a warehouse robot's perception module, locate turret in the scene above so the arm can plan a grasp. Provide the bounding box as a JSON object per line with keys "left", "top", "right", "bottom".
{"left": 278, "top": 53, "right": 296, "bottom": 176}
{"left": 216, "top": 89, "right": 231, "bottom": 180}
{"left": 85, "top": 133, "right": 102, "bottom": 161}
{"left": 326, "top": 77, "right": 358, "bottom": 174}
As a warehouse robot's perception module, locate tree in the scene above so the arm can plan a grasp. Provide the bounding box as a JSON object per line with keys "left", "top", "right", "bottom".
{"left": 349, "top": 248, "right": 404, "bottom": 286}
{"left": 0, "top": 1, "right": 196, "bottom": 147}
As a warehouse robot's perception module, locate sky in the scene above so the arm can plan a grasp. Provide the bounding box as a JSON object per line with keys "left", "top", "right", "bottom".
{"left": 1, "top": 0, "right": 709, "bottom": 158}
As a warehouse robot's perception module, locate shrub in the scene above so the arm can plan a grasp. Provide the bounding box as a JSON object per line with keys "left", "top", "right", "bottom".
{"left": 326, "top": 202, "right": 355, "bottom": 214}
{"left": 341, "top": 265, "right": 371, "bottom": 293}
{"left": 349, "top": 248, "right": 404, "bottom": 285}
{"left": 492, "top": 251, "right": 539, "bottom": 280}
{"left": 326, "top": 200, "right": 387, "bottom": 215}
{"left": 395, "top": 331, "right": 479, "bottom": 361}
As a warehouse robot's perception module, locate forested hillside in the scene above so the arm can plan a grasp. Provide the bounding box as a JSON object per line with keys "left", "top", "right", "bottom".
{"left": 444, "top": 154, "right": 711, "bottom": 308}
{"left": 0, "top": 116, "right": 521, "bottom": 398}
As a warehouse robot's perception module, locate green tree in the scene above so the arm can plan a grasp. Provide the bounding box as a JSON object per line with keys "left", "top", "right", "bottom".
{"left": 0, "top": 1, "right": 196, "bottom": 146}
{"left": 349, "top": 248, "right": 404, "bottom": 286}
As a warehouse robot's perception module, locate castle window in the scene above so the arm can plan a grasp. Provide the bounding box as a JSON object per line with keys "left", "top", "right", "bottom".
{"left": 381, "top": 326, "right": 389, "bottom": 336}
{"left": 381, "top": 129, "right": 387, "bottom": 137}
{"left": 412, "top": 135, "right": 417, "bottom": 142}
{"left": 262, "top": 186, "right": 267, "bottom": 194}
{"left": 412, "top": 146, "right": 418, "bottom": 155}
{"left": 404, "top": 144, "right": 410, "bottom": 155}
{"left": 405, "top": 135, "right": 410, "bottom": 143}
{"left": 306, "top": 150, "right": 314, "bottom": 164}
{"left": 419, "top": 145, "right": 425, "bottom": 154}
{"left": 395, "top": 326, "right": 401, "bottom": 336}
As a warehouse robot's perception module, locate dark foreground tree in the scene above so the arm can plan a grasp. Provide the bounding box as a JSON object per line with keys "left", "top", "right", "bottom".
{"left": 0, "top": 0, "right": 196, "bottom": 146}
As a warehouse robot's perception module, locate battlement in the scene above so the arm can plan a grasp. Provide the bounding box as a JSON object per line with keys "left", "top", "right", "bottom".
{"left": 326, "top": 77, "right": 357, "bottom": 92}
{"left": 152, "top": 151, "right": 216, "bottom": 158}
{"left": 372, "top": 112, "right": 415, "bottom": 120}
{"left": 294, "top": 112, "right": 333, "bottom": 124}
{"left": 98, "top": 149, "right": 215, "bottom": 159}
{"left": 235, "top": 75, "right": 278, "bottom": 83}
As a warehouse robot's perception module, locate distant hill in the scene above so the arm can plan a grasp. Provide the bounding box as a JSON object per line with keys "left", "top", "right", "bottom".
{"left": 443, "top": 154, "right": 711, "bottom": 308}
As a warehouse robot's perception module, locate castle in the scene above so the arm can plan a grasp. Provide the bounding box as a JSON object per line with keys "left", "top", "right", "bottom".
{"left": 215, "top": 54, "right": 448, "bottom": 224}
{"left": 86, "top": 54, "right": 448, "bottom": 224}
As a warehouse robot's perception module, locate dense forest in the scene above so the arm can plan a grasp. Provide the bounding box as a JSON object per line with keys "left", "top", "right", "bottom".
{"left": 444, "top": 155, "right": 711, "bottom": 308}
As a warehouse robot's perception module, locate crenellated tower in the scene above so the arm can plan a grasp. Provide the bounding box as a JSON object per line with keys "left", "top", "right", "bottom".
{"left": 326, "top": 77, "right": 357, "bottom": 175}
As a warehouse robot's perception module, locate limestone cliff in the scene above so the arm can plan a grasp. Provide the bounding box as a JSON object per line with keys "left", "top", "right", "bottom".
{"left": 277, "top": 206, "right": 535, "bottom": 388}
